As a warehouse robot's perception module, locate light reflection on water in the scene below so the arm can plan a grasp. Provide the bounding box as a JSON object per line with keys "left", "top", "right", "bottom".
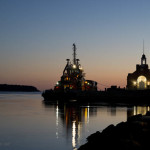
{"left": 45, "top": 102, "right": 150, "bottom": 150}
{"left": 0, "top": 93, "right": 149, "bottom": 150}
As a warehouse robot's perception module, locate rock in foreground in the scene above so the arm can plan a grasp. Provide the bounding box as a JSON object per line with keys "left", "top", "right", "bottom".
{"left": 78, "top": 112, "right": 150, "bottom": 150}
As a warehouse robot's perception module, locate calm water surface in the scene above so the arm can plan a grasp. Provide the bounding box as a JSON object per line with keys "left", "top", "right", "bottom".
{"left": 0, "top": 93, "right": 149, "bottom": 150}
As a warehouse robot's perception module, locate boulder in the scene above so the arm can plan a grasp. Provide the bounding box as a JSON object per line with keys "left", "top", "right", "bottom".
{"left": 78, "top": 113, "right": 150, "bottom": 150}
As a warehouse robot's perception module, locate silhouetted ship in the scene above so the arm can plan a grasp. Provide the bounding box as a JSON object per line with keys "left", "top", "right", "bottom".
{"left": 42, "top": 44, "right": 97, "bottom": 101}
{"left": 42, "top": 44, "right": 150, "bottom": 104}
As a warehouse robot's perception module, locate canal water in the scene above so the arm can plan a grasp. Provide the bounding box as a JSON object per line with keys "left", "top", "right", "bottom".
{"left": 0, "top": 92, "right": 149, "bottom": 150}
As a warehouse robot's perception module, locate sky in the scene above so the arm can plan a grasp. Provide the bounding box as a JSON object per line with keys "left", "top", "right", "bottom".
{"left": 1, "top": 0, "right": 150, "bottom": 91}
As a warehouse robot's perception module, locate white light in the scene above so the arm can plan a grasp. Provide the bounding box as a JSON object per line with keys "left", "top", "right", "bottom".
{"left": 73, "top": 65, "right": 76, "bottom": 69}
{"left": 56, "top": 82, "right": 59, "bottom": 85}
{"left": 79, "top": 66, "right": 83, "bottom": 70}
{"left": 148, "top": 106, "right": 150, "bottom": 111}
{"left": 133, "top": 81, "right": 136, "bottom": 85}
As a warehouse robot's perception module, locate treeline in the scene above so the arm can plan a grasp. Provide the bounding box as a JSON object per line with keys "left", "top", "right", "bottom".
{"left": 0, "top": 84, "right": 40, "bottom": 92}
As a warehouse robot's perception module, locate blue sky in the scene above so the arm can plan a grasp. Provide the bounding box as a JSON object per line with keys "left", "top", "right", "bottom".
{"left": 1, "top": 0, "right": 150, "bottom": 90}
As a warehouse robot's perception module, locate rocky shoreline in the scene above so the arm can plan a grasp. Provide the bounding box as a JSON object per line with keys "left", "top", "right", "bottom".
{"left": 78, "top": 112, "right": 150, "bottom": 150}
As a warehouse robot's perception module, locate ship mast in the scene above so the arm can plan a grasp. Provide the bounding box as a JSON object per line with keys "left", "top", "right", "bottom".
{"left": 143, "top": 40, "right": 144, "bottom": 54}
{"left": 73, "top": 43, "right": 77, "bottom": 65}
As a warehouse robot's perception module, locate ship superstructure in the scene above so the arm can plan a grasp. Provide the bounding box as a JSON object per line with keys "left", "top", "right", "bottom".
{"left": 54, "top": 44, "right": 97, "bottom": 92}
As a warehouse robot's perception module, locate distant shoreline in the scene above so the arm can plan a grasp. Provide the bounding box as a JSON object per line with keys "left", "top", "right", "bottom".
{"left": 0, "top": 84, "right": 40, "bottom": 92}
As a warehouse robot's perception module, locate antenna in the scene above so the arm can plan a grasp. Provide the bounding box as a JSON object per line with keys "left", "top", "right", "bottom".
{"left": 143, "top": 40, "right": 144, "bottom": 54}
{"left": 72, "top": 43, "right": 77, "bottom": 65}
{"left": 141, "top": 40, "right": 147, "bottom": 65}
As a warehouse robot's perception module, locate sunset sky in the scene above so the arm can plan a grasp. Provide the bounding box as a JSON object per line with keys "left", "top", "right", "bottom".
{"left": 1, "top": 0, "right": 150, "bottom": 91}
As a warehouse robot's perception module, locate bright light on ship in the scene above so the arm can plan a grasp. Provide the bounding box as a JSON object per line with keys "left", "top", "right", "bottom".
{"left": 79, "top": 66, "right": 83, "bottom": 70}
{"left": 73, "top": 65, "right": 76, "bottom": 69}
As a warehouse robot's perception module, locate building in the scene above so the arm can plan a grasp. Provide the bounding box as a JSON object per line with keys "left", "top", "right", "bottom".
{"left": 127, "top": 53, "right": 150, "bottom": 90}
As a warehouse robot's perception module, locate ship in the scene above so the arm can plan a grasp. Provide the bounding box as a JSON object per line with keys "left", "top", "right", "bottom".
{"left": 42, "top": 44, "right": 97, "bottom": 101}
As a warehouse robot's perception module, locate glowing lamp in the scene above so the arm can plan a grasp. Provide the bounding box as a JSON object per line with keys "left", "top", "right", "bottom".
{"left": 79, "top": 66, "right": 83, "bottom": 70}
{"left": 73, "top": 65, "right": 76, "bottom": 69}
{"left": 133, "top": 81, "right": 136, "bottom": 86}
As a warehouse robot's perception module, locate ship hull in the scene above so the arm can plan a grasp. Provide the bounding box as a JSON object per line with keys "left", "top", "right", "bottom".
{"left": 42, "top": 89, "right": 150, "bottom": 105}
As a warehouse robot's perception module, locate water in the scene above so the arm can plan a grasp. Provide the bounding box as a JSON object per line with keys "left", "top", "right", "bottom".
{"left": 0, "top": 92, "right": 149, "bottom": 150}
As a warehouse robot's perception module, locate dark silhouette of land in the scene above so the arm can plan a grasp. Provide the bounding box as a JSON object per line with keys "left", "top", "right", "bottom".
{"left": 78, "top": 112, "right": 150, "bottom": 150}
{"left": 0, "top": 84, "right": 40, "bottom": 92}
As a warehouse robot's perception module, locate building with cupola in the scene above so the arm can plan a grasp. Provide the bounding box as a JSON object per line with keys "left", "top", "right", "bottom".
{"left": 127, "top": 52, "right": 150, "bottom": 90}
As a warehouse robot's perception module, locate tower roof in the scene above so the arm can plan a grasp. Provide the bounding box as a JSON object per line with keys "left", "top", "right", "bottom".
{"left": 141, "top": 40, "right": 147, "bottom": 65}
{"left": 142, "top": 54, "right": 146, "bottom": 59}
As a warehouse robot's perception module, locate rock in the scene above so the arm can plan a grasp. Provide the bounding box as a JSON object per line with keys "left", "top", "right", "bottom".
{"left": 86, "top": 131, "right": 101, "bottom": 142}
{"left": 102, "top": 124, "right": 115, "bottom": 136}
{"left": 78, "top": 114, "right": 150, "bottom": 150}
{"left": 141, "top": 116, "right": 150, "bottom": 122}
{"left": 127, "top": 114, "right": 142, "bottom": 122}
{"left": 146, "top": 111, "right": 150, "bottom": 116}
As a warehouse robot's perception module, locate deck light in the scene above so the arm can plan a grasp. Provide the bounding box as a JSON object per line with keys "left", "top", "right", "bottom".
{"left": 73, "top": 65, "right": 76, "bottom": 69}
